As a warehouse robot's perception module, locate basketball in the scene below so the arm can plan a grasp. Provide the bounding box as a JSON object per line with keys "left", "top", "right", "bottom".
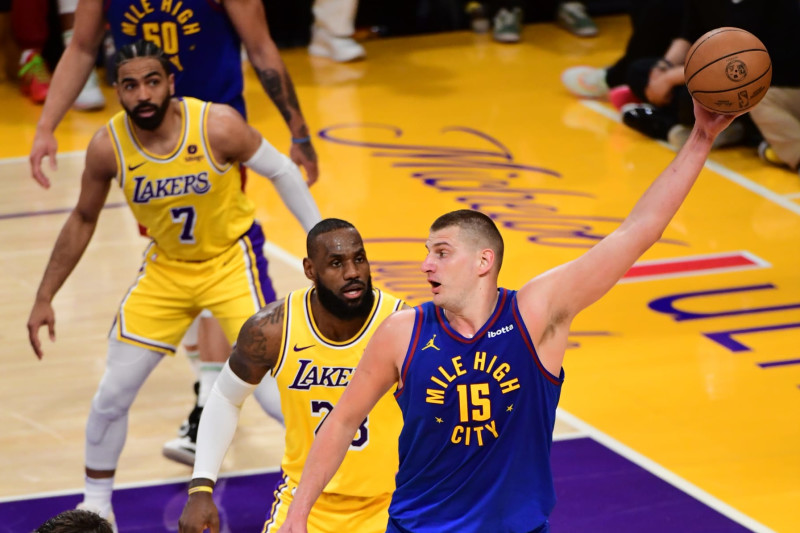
{"left": 684, "top": 27, "right": 771, "bottom": 114}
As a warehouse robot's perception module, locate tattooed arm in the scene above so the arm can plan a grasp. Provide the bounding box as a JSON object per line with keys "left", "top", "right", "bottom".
{"left": 179, "top": 299, "right": 286, "bottom": 533}
{"left": 229, "top": 300, "right": 285, "bottom": 383}
{"left": 224, "top": 0, "right": 319, "bottom": 185}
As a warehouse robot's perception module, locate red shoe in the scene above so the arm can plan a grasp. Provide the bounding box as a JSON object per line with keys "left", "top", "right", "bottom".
{"left": 608, "top": 85, "right": 641, "bottom": 111}
{"left": 19, "top": 50, "right": 51, "bottom": 104}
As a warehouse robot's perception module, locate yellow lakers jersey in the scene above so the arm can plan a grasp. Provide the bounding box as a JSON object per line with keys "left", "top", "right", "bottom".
{"left": 107, "top": 97, "right": 255, "bottom": 261}
{"left": 273, "top": 287, "right": 405, "bottom": 497}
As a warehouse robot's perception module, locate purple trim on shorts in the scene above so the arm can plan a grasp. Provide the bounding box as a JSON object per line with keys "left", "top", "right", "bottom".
{"left": 245, "top": 222, "right": 276, "bottom": 305}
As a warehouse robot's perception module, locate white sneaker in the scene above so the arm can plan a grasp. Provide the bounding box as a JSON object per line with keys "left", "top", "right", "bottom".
{"left": 73, "top": 69, "right": 106, "bottom": 111}
{"left": 308, "top": 26, "right": 366, "bottom": 62}
{"left": 76, "top": 502, "right": 118, "bottom": 533}
{"left": 162, "top": 435, "right": 196, "bottom": 466}
{"left": 561, "top": 66, "right": 608, "bottom": 98}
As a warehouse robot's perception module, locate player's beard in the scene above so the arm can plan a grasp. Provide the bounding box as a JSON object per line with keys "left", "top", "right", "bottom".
{"left": 125, "top": 96, "right": 171, "bottom": 131}
{"left": 315, "top": 275, "right": 375, "bottom": 321}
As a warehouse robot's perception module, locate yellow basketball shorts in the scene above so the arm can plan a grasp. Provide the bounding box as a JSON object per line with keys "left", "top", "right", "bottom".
{"left": 111, "top": 223, "right": 276, "bottom": 354}
{"left": 263, "top": 475, "right": 392, "bottom": 533}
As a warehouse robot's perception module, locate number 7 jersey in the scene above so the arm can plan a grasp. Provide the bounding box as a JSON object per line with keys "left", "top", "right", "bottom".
{"left": 107, "top": 97, "right": 256, "bottom": 261}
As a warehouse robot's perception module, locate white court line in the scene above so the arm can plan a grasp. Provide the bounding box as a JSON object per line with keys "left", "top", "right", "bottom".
{"left": 263, "top": 241, "right": 304, "bottom": 273}
{"left": 557, "top": 408, "right": 777, "bottom": 533}
{"left": 581, "top": 100, "right": 800, "bottom": 216}
{"left": 0, "top": 466, "right": 283, "bottom": 503}
{"left": 0, "top": 151, "right": 85, "bottom": 166}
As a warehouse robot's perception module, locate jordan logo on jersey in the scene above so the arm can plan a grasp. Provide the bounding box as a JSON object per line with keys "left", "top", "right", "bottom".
{"left": 131, "top": 172, "right": 211, "bottom": 203}
{"left": 422, "top": 334, "right": 440, "bottom": 350}
{"left": 288, "top": 359, "right": 355, "bottom": 390}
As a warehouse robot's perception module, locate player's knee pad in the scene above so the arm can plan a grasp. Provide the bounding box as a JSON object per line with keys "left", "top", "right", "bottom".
{"left": 86, "top": 340, "right": 162, "bottom": 445}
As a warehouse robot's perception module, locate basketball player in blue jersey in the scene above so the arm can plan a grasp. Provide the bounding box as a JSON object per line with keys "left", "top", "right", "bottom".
{"left": 31, "top": 0, "right": 318, "bottom": 186}
{"left": 277, "top": 102, "right": 743, "bottom": 533}
{"left": 26, "top": 41, "right": 321, "bottom": 529}
{"left": 179, "top": 219, "right": 408, "bottom": 533}
{"left": 28, "top": 0, "right": 319, "bottom": 464}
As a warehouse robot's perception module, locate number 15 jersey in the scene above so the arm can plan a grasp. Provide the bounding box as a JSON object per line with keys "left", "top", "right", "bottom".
{"left": 391, "top": 288, "right": 564, "bottom": 532}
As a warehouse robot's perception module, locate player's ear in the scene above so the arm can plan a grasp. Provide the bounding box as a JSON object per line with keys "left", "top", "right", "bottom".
{"left": 303, "top": 257, "right": 315, "bottom": 282}
{"left": 477, "top": 248, "right": 495, "bottom": 276}
{"left": 168, "top": 73, "right": 176, "bottom": 96}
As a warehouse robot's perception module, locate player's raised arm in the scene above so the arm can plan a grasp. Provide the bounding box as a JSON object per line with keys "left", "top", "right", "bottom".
{"left": 179, "top": 300, "right": 285, "bottom": 533}
{"left": 278, "top": 309, "right": 414, "bottom": 533}
{"left": 224, "top": 0, "right": 319, "bottom": 185}
{"left": 27, "top": 127, "right": 117, "bottom": 358}
{"left": 30, "top": 0, "right": 107, "bottom": 188}
{"left": 206, "top": 104, "right": 321, "bottom": 232}
{"left": 517, "top": 102, "right": 740, "bottom": 373}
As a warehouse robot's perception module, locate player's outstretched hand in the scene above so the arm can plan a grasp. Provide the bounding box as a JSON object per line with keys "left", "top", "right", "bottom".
{"left": 179, "top": 492, "right": 220, "bottom": 533}
{"left": 30, "top": 128, "right": 59, "bottom": 189}
{"left": 27, "top": 300, "right": 55, "bottom": 359}
{"left": 290, "top": 140, "right": 319, "bottom": 186}
{"left": 691, "top": 100, "right": 741, "bottom": 141}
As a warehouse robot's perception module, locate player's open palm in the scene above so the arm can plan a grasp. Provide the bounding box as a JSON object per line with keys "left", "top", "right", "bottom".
{"left": 27, "top": 300, "right": 55, "bottom": 359}
{"left": 179, "top": 494, "right": 220, "bottom": 533}
{"left": 692, "top": 100, "right": 740, "bottom": 138}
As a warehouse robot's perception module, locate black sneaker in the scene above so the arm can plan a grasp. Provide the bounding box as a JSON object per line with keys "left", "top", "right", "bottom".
{"left": 165, "top": 383, "right": 202, "bottom": 466}
{"left": 177, "top": 382, "right": 200, "bottom": 437}
{"left": 163, "top": 405, "right": 201, "bottom": 466}
{"left": 621, "top": 103, "right": 675, "bottom": 141}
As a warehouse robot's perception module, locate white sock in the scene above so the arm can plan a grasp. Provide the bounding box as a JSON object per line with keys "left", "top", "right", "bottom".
{"left": 198, "top": 363, "right": 224, "bottom": 407}
{"left": 62, "top": 28, "right": 74, "bottom": 46}
{"left": 182, "top": 317, "right": 202, "bottom": 379}
{"left": 83, "top": 475, "right": 114, "bottom": 516}
{"left": 185, "top": 349, "right": 201, "bottom": 380}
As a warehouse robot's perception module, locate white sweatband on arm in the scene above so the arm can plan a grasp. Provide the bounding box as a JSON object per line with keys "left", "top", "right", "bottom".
{"left": 192, "top": 360, "right": 258, "bottom": 482}
{"left": 243, "top": 138, "right": 321, "bottom": 233}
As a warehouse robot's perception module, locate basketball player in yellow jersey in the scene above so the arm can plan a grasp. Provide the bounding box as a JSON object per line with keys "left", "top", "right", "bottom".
{"left": 26, "top": 41, "right": 321, "bottom": 527}
{"left": 179, "top": 219, "right": 407, "bottom": 533}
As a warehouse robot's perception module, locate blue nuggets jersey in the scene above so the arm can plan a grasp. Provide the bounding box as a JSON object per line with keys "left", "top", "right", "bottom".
{"left": 106, "top": 0, "right": 246, "bottom": 117}
{"left": 390, "top": 289, "right": 564, "bottom": 533}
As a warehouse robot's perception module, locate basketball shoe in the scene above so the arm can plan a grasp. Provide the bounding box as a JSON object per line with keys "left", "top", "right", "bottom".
{"left": 74, "top": 69, "right": 106, "bottom": 111}
{"left": 465, "top": 1, "right": 490, "bottom": 33}
{"left": 621, "top": 103, "right": 674, "bottom": 141}
{"left": 163, "top": 403, "right": 202, "bottom": 466}
{"left": 561, "top": 66, "right": 608, "bottom": 98}
{"left": 18, "top": 49, "right": 50, "bottom": 104}
{"left": 493, "top": 7, "right": 522, "bottom": 43}
{"left": 757, "top": 141, "right": 787, "bottom": 168}
{"left": 308, "top": 26, "right": 366, "bottom": 62}
{"left": 557, "top": 2, "right": 598, "bottom": 37}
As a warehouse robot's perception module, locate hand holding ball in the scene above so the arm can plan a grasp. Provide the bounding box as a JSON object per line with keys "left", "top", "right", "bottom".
{"left": 684, "top": 27, "right": 771, "bottom": 114}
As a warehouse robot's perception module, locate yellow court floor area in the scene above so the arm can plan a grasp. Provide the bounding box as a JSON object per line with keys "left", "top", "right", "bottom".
{"left": 0, "top": 14, "right": 798, "bottom": 533}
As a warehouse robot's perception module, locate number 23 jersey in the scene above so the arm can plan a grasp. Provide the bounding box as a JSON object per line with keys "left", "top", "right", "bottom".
{"left": 272, "top": 287, "right": 405, "bottom": 497}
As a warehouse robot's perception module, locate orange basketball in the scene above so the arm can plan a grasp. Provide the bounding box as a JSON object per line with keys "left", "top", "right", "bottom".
{"left": 684, "top": 27, "right": 771, "bottom": 114}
